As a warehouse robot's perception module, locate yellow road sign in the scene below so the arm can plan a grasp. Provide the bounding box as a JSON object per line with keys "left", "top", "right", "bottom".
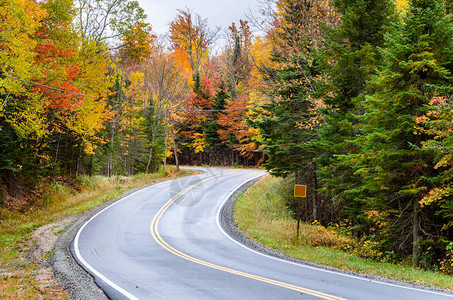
{"left": 294, "top": 185, "right": 307, "bottom": 197}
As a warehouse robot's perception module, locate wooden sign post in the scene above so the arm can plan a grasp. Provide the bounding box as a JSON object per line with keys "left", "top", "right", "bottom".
{"left": 294, "top": 185, "right": 307, "bottom": 239}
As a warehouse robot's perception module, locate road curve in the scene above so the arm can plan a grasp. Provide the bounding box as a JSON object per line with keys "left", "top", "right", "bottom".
{"left": 72, "top": 168, "right": 453, "bottom": 299}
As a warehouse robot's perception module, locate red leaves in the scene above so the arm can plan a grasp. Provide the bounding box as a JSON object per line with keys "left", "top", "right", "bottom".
{"left": 34, "top": 39, "right": 75, "bottom": 64}
{"left": 33, "top": 47, "right": 82, "bottom": 112}
{"left": 217, "top": 96, "right": 254, "bottom": 156}
{"left": 31, "top": 15, "right": 84, "bottom": 113}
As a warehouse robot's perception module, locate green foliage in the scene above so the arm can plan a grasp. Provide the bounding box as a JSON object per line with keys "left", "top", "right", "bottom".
{"left": 143, "top": 101, "right": 166, "bottom": 173}
{"left": 3, "top": 0, "right": 453, "bottom": 276}
{"left": 247, "top": 0, "right": 453, "bottom": 273}
{"left": 204, "top": 85, "right": 230, "bottom": 154}
{"left": 316, "top": 0, "right": 397, "bottom": 215}
{"left": 342, "top": 0, "right": 453, "bottom": 265}
{"left": 252, "top": 0, "right": 334, "bottom": 177}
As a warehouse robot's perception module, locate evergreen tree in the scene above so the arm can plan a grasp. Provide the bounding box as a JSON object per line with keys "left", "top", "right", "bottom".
{"left": 144, "top": 102, "right": 165, "bottom": 173}
{"left": 316, "top": 0, "right": 396, "bottom": 229}
{"left": 348, "top": 0, "right": 453, "bottom": 266}
{"left": 204, "top": 84, "right": 230, "bottom": 164}
{"left": 253, "top": 0, "right": 338, "bottom": 175}
{"left": 253, "top": 0, "right": 320, "bottom": 176}
{"left": 252, "top": 0, "right": 339, "bottom": 222}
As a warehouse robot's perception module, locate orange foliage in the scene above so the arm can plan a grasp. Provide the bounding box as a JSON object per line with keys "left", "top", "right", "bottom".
{"left": 120, "top": 23, "right": 156, "bottom": 64}
{"left": 27, "top": 2, "right": 109, "bottom": 154}
{"left": 217, "top": 96, "right": 256, "bottom": 156}
{"left": 171, "top": 48, "right": 194, "bottom": 86}
{"left": 169, "top": 8, "right": 214, "bottom": 76}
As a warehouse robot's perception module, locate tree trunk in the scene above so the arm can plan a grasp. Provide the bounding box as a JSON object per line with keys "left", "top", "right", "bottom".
{"left": 412, "top": 200, "right": 420, "bottom": 267}
{"left": 89, "top": 154, "right": 93, "bottom": 176}
{"left": 170, "top": 125, "right": 179, "bottom": 171}
{"left": 53, "top": 133, "right": 61, "bottom": 176}
{"left": 108, "top": 120, "right": 115, "bottom": 177}
{"left": 146, "top": 131, "right": 155, "bottom": 174}
{"left": 163, "top": 113, "right": 168, "bottom": 171}
{"left": 76, "top": 146, "right": 82, "bottom": 176}
{"left": 312, "top": 163, "right": 318, "bottom": 221}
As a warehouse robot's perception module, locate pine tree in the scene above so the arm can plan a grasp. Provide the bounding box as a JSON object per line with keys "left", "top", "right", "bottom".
{"left": 251, "top": 0, "right": 339, "bottom": 222}
{"left": 204, "top": 84, "right": 230, "bottom": 164}
{"left": 253, "top": 0, "right": 325, "bottom": 176}
{"left": 315, "top": 0, "right": 396, "bottom": 229}
{"left": 349, "top": 0, "right": 453, "bottom": 266}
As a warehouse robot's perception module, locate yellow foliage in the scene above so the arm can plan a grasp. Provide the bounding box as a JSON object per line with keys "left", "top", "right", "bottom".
{"left": 192, "top": 132, "right": 207, "bottom": 153}
{"left": 250, "top": 37, "right": 274, "bottom": 87}
{"left": 300, "top": 223, "right": 357, "bottom": 252}
{"left": 10, "top": 95, "right": 48, "bottom": 140}
{"left": 0, "top": 0, "right": 46, "bottom": 94}
{"left": 76, "top": 40, "right": 111, "bottom": 99}
{"left": 396, "top": 0, "right": 409, "bottom": 13}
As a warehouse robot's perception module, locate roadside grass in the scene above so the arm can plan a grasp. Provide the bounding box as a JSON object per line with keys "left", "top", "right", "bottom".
{"left": 234, "top": 174, "right": 453, "bottom": 290}
{"left": 0, "top": 167, "right": 191, "bottom": 299}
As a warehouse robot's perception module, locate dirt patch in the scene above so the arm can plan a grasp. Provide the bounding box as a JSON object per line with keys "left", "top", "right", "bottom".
{"left": 26, "top": 216, "right": 77, "bottom": 265}
{"left": 0, "top": 265, "right": 13, "bottom": 277}
{"left": 30, "top": 216, "right": 77, "bottom": 297}
{"left": 6, "top": 216, "right": 78, "bottom": 299}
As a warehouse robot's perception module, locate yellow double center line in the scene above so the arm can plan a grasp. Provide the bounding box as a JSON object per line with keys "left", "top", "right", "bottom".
{"left": 150, "top": 172, "right": 346, "bottom": 300}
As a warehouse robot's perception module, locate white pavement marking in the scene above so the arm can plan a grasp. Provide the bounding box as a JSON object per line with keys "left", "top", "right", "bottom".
{"left": 73, "top": 180, "right": 170, "bottom": 300}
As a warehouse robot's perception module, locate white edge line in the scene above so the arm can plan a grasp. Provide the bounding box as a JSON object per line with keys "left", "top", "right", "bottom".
{"left": 73, "top": 180, "right": 170, "bottom": 300}
{"left": 215, "top": 172, "right": 453, "bottom": 298}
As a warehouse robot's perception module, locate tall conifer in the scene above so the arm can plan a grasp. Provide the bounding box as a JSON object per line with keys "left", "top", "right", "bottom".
{"left": 253, "top": 0, "right": 337, "bottom": 177}
{"left": 349, "top": 0, "right": 453, "bottom": 266}
{"left": 252, "top": 0, "right": 338, "bottom": 221}
{"left": 316, "top": 0, "right": 396, "bottom": 228}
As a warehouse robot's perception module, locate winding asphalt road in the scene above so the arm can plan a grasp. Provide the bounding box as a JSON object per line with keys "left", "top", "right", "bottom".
{"left": 72, "top": 168, "right": 453, "bottom": 299}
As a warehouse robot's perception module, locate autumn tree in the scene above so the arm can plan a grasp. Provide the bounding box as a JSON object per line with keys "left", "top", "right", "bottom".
{"left": 169, "top": 9, "right": 223, "bottom": 165}
{"left": 143, "top": 44, "right": 190, "bottom": 172}
{"left": 0, "top": 0, "right": 115, "bottom": 204}
{"left": 119, "top": 22, "right": 155, "bottom": 64}
{"left": 31, "top": 0, "right": 110, "bottom": 175}
{"left": 170, "top": 8, "right": 219, "bottom": 87}
{"left": 215, "top": 21, "right": 259, "bottom": 162}
{"left": 416, "top": 96, "right": 453, "bottom": 272}
{"left": 120, "top": 71, "right": 150, "bottom": 174}
{"left": 75, "top": 0, "right": 148, "bottom": 44}
{"left": 0, "top": 0, "right": 47, "bottom": 193}
{"left": 222, "top": 21, "right": 253, "bottom": 96}
{"left": 178, "top": 75, "right": 216, "bottom": 157}
{"left": 0, "top": 0, "right": 45, "bottom": 94}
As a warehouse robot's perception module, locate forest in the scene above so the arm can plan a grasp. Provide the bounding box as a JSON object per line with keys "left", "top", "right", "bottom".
{"left": 2, "top": 0, "right": 453, "bottom": 272}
